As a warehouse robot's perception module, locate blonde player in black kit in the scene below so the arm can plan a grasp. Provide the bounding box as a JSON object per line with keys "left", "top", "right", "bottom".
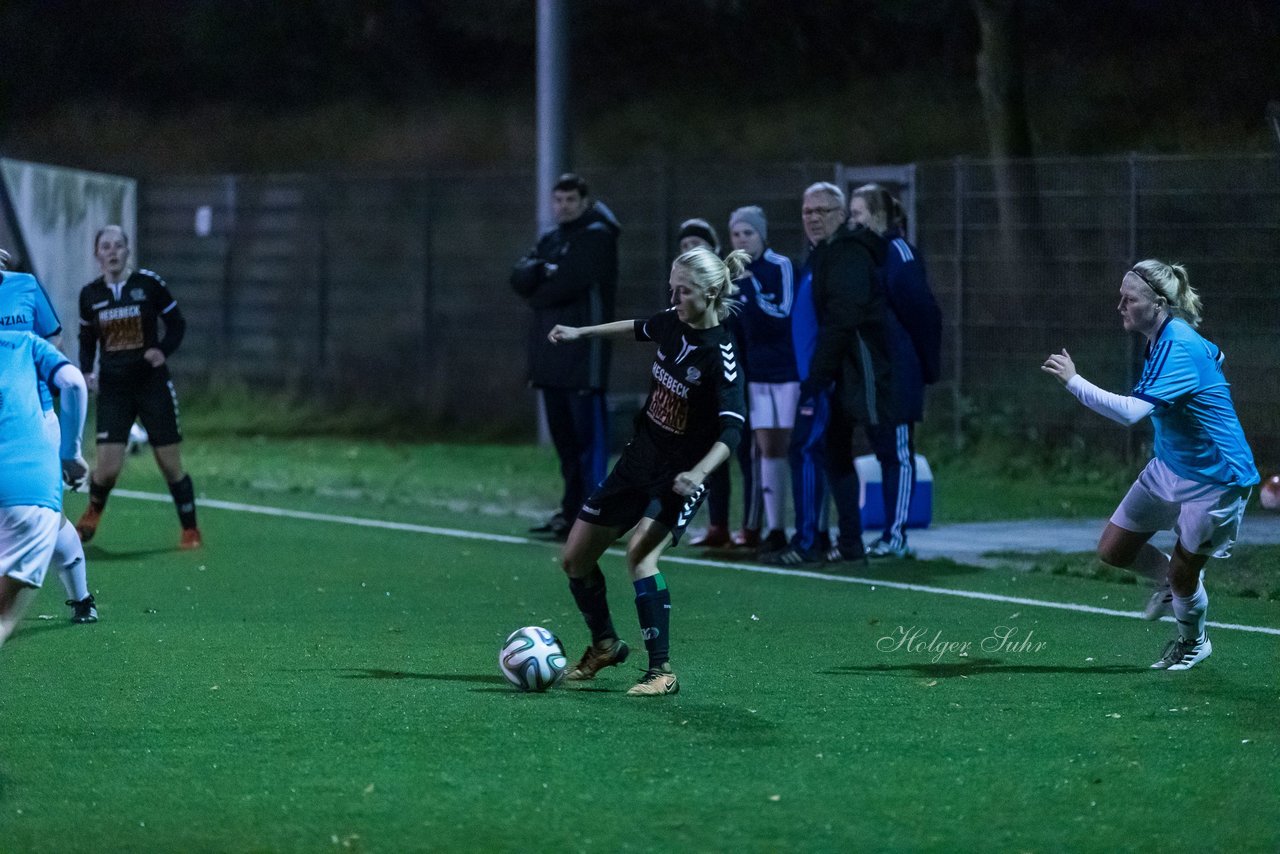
{"left": 547, "top": 247, "right": 749, "bottom": 696}
{"left": 75, "top": 226, "right": 202, "bottom": 549}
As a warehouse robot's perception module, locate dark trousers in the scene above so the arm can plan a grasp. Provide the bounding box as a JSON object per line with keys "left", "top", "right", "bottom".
{"left": 788, "top": 389, "right": 865, "bottom": 555}
{"left": 866, "top": 421, "right": 916, "bottom": 548}
{"left": 542, "top": 388, "right": 609, "bottom": 519}
{"left": 823, "top": 402, "right": 865, "bottom": 554}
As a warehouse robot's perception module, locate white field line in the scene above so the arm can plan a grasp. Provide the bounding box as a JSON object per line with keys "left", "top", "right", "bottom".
{"left": 115, "top": 489, "right": 1280, "bottom": 638}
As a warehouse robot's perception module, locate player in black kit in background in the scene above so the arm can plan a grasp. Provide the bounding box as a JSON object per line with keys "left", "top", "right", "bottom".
{"left": 546, "top": 247, "right": 749, "bottom": 697}
{"left": 75, "top": 226, "right": 202, "bottom": 549}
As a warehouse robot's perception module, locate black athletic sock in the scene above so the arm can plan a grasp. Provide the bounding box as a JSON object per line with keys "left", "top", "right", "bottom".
{"left": 168, "top": 475, "right": 198, "bottom": 529}
{"left": 88, "top": 479, "right": 112, "bottom": 511}
{"left": 633, "top": 573, "right": 671, "bottom": 669}
{"left": 568, "top": 565, "right": 616, "bottom": 646}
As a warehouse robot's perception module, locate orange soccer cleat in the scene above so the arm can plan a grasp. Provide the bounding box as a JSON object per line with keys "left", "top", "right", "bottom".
{"left": 75, "top": 505, "right": 102, "bottom": 543}
{"left": 179, "top": 527, "right": 204, "bottom": 550}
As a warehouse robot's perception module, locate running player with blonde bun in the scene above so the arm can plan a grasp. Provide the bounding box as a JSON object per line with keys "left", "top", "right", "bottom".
{"left": 1042, "top": 259, "right": 1258, "bottom": 671}
{"left": 547, "top": 247, "right": 749, "bottom": 696}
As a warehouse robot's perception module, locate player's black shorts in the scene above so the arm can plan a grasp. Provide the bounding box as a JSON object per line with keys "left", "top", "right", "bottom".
{"left": 96, "top": 367, "right": 183, "bottom": 446}
{"left": 577, "top": 435, "right": 709, "bottom": 545}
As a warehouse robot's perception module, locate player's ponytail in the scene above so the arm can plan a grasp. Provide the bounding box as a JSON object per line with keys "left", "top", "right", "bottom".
{"left": 1132, "top": 258, "right": 1202, "bottom": 327}
{"left": 674, "top": 247, "right": 748, "bottom": 322}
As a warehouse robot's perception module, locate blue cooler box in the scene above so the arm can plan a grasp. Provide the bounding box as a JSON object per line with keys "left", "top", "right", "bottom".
{"left": 855, "top": 454, "right": 933, "bottom": 529}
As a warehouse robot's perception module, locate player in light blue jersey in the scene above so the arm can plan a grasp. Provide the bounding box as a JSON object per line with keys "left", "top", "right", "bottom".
{"left": 0, "top": 331, "right": 90, "bottom": 648}
{"left": 0, "top": 251, "right": 98, "bottom": 623}
{"left": 1042, "top": 259, "right": 1258, "bottom": 672}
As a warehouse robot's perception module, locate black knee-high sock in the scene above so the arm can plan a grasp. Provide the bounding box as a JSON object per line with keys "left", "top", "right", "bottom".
{"left": 568, "top": 565, "right": 616, "bottom": 646}
{"left": 88, "top": 479, "right": 112, "bottom": 511}
{"left": 168, "top": 475, "right": 198, "bottom": 530}
{"left": 634, "top": 573, "right": 671, "bottom": 669}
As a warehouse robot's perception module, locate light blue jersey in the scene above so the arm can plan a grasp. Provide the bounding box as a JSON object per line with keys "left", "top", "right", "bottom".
{"left": 0, "top": 271, "right": 63, "bottom": 411}
{"left": 1132, "top": 317, "right": 1259, "bottom": 488}
{"left": 0, "top": 331, "right": 72, "bottom": 511}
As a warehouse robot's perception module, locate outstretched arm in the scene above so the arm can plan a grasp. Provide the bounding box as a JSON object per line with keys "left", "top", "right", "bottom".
{"left": 51, "top": 363, "right": 89, "bottom": 488}
{"left": 548, "top": 320, "right": 635, "bottom": 344}
{"left": 1042, "top": 349, "right": 1154, "bottom": 426}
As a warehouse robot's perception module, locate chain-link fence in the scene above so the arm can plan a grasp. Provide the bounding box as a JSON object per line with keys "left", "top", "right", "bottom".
{"left": 141, "top": 153, "right": 1279, "bottom": 464}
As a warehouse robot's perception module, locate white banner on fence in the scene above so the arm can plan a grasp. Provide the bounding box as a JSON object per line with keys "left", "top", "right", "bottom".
{"left": 0, "top": 158, "right": 137, "bottom": 354}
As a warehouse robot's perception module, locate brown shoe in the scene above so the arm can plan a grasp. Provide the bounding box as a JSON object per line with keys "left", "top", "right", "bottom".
{"left": 626, "top": 663, "right": 680, "bottom": 696}
{"left": 731, "top": 528, "right": 760, "bottom": 548}
{"left": 690, "top": 525, "right": 730, "bottom": 547}
{"left": 565, "top": 638, "right": 630, "bottom": 681}
{"left": 75, "top": 505, "right": 102, "bottom": 543}
{"left": 180, "top": 527, "right": 204, "bottom": 550}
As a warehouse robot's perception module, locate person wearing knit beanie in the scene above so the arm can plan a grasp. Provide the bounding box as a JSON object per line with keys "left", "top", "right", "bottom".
{"left": 677, "top": 218, "right": 720, "bottom": 256}
{"left": 728, "top": 206, "right": 768, "bottom": 247}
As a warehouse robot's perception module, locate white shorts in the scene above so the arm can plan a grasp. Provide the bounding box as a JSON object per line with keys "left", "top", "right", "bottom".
{"left": 0, "top": 505, "right": 60, "bottom": 588}
{"left": 1111, "top": 457, "right": 1251, "bottom": 558}
{"left": 748, "top": 381, "right": 801, "bottom": 430}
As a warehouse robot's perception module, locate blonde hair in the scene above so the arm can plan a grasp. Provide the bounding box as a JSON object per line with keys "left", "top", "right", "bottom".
{"left": 850, "top": 183, "right": 894, "bottom": 234}
{"left": 92, "top": 225, "right": 128, "bottom": 252}
{"left": 1131, "top": 258, "right": 1202, "bottom": 327}
{"left": 673, "top": 247, "right": 750, "bottom": 322}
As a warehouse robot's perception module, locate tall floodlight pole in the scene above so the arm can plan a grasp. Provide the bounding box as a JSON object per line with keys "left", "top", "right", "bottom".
{"left": 536, "top": 0, "right": 569, "bottom": 232}
{"left": 535, "top": 0, "right": 569, "bottom": 444}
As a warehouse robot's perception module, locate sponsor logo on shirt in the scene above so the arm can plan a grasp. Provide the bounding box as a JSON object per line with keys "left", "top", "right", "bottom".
{"left": 99, "top": 305, "right": 142, "bottom": 322}
{"left": 651, "top": 363, "right": 689, "bottom": 400}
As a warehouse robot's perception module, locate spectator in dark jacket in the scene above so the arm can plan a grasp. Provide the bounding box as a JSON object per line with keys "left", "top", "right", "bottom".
{"left": 767, "top": 182, "right": 891, "bottom": 567}
{"left": 511, "top": 174, "right": 621, "bottom": 540}
{"left": 849, "top": 184, "right": 942, "bottom": 558}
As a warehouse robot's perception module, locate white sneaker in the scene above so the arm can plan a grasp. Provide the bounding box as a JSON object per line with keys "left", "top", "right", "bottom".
{"left": 1151, "top": 635, "right": 1212, "bottom": 671}
{"left": 1141, "top": 583, "right": 1174, "bottom": 621}
{"left": 867, "top": 539, "right": 910, "bottom": 559}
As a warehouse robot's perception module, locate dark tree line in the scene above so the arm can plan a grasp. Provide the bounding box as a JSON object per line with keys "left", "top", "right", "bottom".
{"left": 1, "top": 0, "right": 1277, "bottom": 162}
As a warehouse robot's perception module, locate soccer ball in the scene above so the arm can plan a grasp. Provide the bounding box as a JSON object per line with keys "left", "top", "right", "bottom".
{"left": 499, "top": 626, "right": 567, "bottom": 692}
{"left": 126, "top": 422, "right": 150, "bottom": 456}
{"left": 1260, "top": 475, "right": 1280, "bottom": 511}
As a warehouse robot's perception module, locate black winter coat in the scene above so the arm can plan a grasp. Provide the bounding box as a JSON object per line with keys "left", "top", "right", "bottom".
{"left": 805, "top": 223, "right": 894, "bottom": 425}
{"left": 510, "top": 203, "right": 621, "bottom": 390}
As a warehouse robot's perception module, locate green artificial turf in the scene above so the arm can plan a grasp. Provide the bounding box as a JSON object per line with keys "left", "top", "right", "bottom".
{"left": 2, "top": 444, "right": 1277, "bottom": 852}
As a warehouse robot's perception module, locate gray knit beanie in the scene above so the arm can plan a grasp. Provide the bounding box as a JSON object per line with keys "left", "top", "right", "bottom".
{"left": 728, "top": 205, "right": 768, "bottom": 244}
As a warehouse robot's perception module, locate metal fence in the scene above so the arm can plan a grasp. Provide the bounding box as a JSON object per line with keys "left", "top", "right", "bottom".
{"left": 141, "top": 153, "right": 1280, "bottom": 464}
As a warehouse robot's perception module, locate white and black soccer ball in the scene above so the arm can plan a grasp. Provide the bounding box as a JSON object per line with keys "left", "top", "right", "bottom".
{"left": 1260, "top": 474, "right": 1280, "bottom": 511}
{"left": 499, "top": 626, "right": 567, "bottom": 692}
{"left": 126, "top": 421, "right": 150, "bottom": 456}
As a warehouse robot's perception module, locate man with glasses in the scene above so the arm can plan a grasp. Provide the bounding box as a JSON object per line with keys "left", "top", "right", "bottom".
{"left": 765, "top": 182, "right": 891, "bottom": 567}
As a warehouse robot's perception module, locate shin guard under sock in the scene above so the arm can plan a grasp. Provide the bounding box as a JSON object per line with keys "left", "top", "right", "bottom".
{"left": 568, "top": 566, "right": 616, "bottom": 646}
{"left": 88, "top": 479, "right": 112, "bottom": 511}
{"left": 633, "top": 573, "right": 671, "bottom": 669}
{"left": 168, "top": 475, "right": 198, "bottom": 530}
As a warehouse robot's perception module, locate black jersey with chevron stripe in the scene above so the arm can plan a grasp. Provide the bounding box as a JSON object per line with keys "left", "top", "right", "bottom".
{"left": 633, "top": 308, "right": 746, "bottom": 466}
